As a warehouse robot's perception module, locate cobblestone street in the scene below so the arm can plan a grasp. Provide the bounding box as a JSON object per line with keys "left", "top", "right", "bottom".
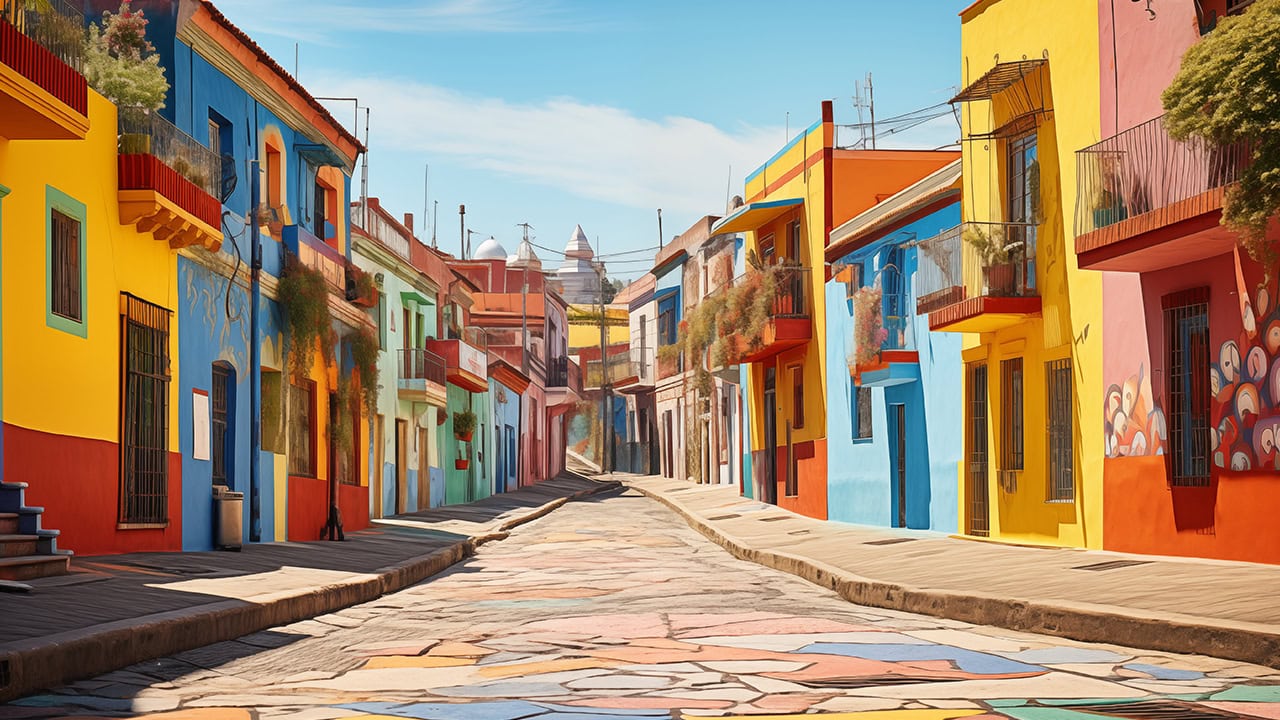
{"left": 6, "top": 488, "right": 1280, "bottom": 719}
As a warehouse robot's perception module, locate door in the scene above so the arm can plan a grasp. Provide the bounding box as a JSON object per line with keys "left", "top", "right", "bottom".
{"left": 373, "top": 415, "right": 384, "bottom": 518}
{"left": 893, "top": 403, "right": 907, "bottom": 528}
{"left": 763, "top": 367, "right": 777, "bottom": 505}
{"left": 395, "top": 419, "right": 408, "bottom": 514}
{"left": 418, "top": 428, "right": 429, "bottom": 511}
{"left": 663, "top": 410, "right": 674, "bottom": 478}
{"left": 966, "top": 365, "right": 991, "bottom": 536}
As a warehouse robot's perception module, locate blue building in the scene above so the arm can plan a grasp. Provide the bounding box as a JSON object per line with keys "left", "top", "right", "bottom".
{"left": 102, "top": 0, "right": 370, "bottom": 547}
{"left": 824, "top": 161, "right": 964, "bottom": 531}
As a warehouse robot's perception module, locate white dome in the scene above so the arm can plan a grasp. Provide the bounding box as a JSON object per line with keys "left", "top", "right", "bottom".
{"left": 474, "top": 236, "right": 509, "bottom": 260}
{"left": 508, "top": 238, "right": 542, "bottom": 270}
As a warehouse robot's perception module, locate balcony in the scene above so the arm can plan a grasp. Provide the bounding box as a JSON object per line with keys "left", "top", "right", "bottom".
{"left": 0, "top": 0, "right": 88, "bottom": 139}
{"left": 849, "top": 269, "right": 919, "bottom": 387}
{"left": 657, "top": 347, "right": 683, "bottom": 380}
{"left": 427, "top": 327, "right": 488, "bottom": 393}
{"left": 117, "top": 107, "right": 222, "bottom": 251}
{"left": 1074, "top": 115, "right": 1249, "bottom": 272}
{"left": 397, "top": 348, "right": 447, "bottom": 406}
{"left": 584, "top": 352, "right": 641, "bottom": 391}
{"left": 547, "top": 355, "right": 570, "bottom": 388}
{"left": 915, "top": 222, "right": 1040, "bottom": 333}
{"left": 722, "top": 266, "right": 812, "bottom": 364}
{"left": 617, "top": 348, "right": 654, "bottom": 392}
{"left": 283, "top": 223, "right": 345, "bottom": 294}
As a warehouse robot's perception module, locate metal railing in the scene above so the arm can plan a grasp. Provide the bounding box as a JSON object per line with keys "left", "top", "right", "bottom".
{"left": 879, "top": 263, "right": 911, "bottom": 351}
{"left": 1075, "top": 114, "right": 1251, "bottom": 238}
{"left": 118, "top": 107, "right": 221, "bottom": 198}
{"left": 398, "top": 348, "right": 446, "bottom": 386}
{"left": 771, "top": 265, "right": 810, "bottom": 319}
{"left": 446, "top": 324, "right": 488, "bottom": 351}
{"left": 2, "top": 0, "right": 84, "bottom": 72}
{"left": 584, "top": 353, "right": 639, "bottom": 389}
{"left": 915, "top": 221, "right": 1037, "bottom": 314}
{"left": 547, "top": 355, "right": 570, "bottom": 387}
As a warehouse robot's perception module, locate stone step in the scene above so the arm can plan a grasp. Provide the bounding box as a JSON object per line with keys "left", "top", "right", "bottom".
{"left": 0, "top": 512, "right": 17, "bottom": 534}
{"left": 0, "top": 534, "right": 39, "bottom": 558}
{"left": 0, "top": 554, "right": 70, "bottom": 581}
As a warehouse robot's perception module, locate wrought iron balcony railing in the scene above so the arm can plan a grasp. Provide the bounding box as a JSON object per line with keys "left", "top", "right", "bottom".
{"left": 398, "top": 348, "right": 446, "bottom": 386}
{"left": 118, "top": 107, "right": 222, "bottom": 200}
{"left": 584, "top": 353, "right": 640, "bottom": 389}
{"left": 547, "top": 355, "right": 570, "bottom": 388}
{"left": 2, "top": 0, "right": 83, "bottom": 73}
{"left": 915, "top": 221, "right": 1037, "bottom": 315}
{"left": 1075, "top": 114, "right": 1250, "bottom": 239}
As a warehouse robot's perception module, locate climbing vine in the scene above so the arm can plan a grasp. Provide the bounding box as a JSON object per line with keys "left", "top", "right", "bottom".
{"left": 278, "top": 252, "right": 334, "bottom": 378}
{"left": 349, "top": 325, "right": 380, "bottom": 416}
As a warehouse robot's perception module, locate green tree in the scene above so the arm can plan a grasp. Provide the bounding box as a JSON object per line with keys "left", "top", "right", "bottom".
{"left": 1162, "top": 0, "right": 1280, "bottom": 261}
{"left": 84, "top": 1, "right": 169, "bottom": 111}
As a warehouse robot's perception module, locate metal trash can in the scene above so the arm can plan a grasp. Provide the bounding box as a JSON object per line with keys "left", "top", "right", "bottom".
{"left": 214, "top": 486, "right": 243, "bottom": 551}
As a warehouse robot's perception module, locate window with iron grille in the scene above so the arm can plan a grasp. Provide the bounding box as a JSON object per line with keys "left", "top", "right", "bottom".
{"left": 339, "top": 395, "right": 359, "bottom": 486}
{"left": 50, "top": 208, "right": 81, "bottom": 323}
{"left": 211, "top": 363, "right": 232, "bottom": 487}
{"left": 289, "top": 380, "right": 316, "bottom": 476}
{"left": 966, "top": 363, "right": 990, "bottom": 536}
{"left": 119, "top": 294, "right": 171, "bottom": 525}
{"left": 1164, "top": 288, "right": 1211, "bottom": 486}
{"left": 1001, "top": 357, "right": 1024, "bottom": 471}
{"left": 853, "top": 385, "right": 873, "bottom": 440}
{"left": 1046, "top": 357, "right": 1074, "bottom": 502}
{"left": 261, "top": 369, "right": 284, "bottom": 453}
{"left": 791, "top": 365, "right": 805, "bottom": 430}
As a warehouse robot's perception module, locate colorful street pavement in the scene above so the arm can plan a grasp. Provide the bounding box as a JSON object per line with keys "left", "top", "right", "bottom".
{"left": 5, "top": 489, "right": 1280, "bottom": 719}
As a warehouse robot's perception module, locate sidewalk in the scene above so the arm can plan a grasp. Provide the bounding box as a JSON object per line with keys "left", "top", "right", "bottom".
{"left": 0, "top": 472, "right": 619, "bottom": 701}
{"left": 619, "top": 473, "right": 1280, "bottom": 668}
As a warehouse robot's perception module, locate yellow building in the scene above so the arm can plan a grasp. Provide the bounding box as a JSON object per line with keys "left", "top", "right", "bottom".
{"left": 915, "top": 0, "right": 1103, "bottom": 546}
{"left": 567, "top": 304, "right": 629, "bottom": 353}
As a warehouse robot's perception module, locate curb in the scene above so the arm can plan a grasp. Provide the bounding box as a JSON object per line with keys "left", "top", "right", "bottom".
{"left": 626, "top": 479, "right": 1280, "bottom": 669}
{"left": 0, "top": 479, "right": 620, "bottom": 702}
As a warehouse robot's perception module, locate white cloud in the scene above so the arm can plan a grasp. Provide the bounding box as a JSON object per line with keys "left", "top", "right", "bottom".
{"left": 211, "top": 0, "right": 594, "bottom": 44}
{"left": 314, "top": 74, "right": 785, "bottom": 217}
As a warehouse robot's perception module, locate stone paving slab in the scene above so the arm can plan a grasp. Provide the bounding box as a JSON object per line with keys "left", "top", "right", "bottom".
{"left": 619, "top": 474, "right": 1280, "bottom": 667}
{"left": 0, "top": 473, "right": 619, "bottom": 701}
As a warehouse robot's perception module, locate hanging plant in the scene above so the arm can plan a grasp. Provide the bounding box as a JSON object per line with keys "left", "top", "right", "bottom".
{"left": 85, "top": 2, "right": 170, "bottom": 111}
{"left": 278, "top": 252, "right": 334, "bottom": 378}
{"left": 349, "top": 324, "right": 380, "bottom": 416}
{"left": 852, "top": 285, "right": 888, "bottom": 368}
{"left": 344, "top": 261, "right": 379, "bottom": 308}
{"left": 453, "top": 409, "right": 477, "bottom": 441}
{"left": 330, "top": 375, "right": 354, "bottom": 453}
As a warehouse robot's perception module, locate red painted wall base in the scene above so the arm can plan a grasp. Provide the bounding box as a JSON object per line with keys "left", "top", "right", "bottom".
{"left": 286, "top": 475, "right": 369, "bottom": 541}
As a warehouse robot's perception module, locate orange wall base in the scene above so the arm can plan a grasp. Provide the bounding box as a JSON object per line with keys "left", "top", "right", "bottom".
{"left": 776, "top": 438, "right": 828, "bottom": 520}
{"left": 1104, "top": 455, "right": 1280, "bottom": 564}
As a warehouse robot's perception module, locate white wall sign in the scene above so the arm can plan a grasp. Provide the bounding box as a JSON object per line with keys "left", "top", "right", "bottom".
{"left": 192, "top": 389, "right": 211, "bottom": 461}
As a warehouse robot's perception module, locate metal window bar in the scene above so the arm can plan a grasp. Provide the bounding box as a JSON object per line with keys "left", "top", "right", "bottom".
{"left": 1, "top": 0, "right": 84, "bottom": 72}
{"left": 398, "top": 347, "right": 446, "bottom": 386}
{"left": 879, "top": 260, "right": 910, "bottom": 351}
{"left": 1046, "top": 358, "right": 1074, "bottom": 502}
{"left": 119, "top": 294, "right": 171, "bottom": 525}
{"left": 211, "top": 365, "right": 230, "bottom": 487}
{"left": 288, "top": 381, "right": 314, "bottom": 476}
{"left": 50, "top": 209, "right": 79, "bottom": 321}
{"left": 118, "top": 107, "right": 222, "bottom": 198}
{"left": 1164, "top": 296, "right": 1211, "bottom": 486}
{"left": 967, "top": 364, "right": 990, "bottom": 536}
{"left": 547, "top": 355, "right": 570, "bottom": 387}
{"left": 1074, "top": 114, "right": 1251, "bottom": 238}
{"left": 772, "top": 266, "right": 810, "bottom": 319}
{"left": 1001, "top": 357, "right": 1024, "bottom": 472}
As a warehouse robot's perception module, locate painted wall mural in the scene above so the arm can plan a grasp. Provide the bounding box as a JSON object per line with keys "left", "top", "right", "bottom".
{"left": 1209, "top": 272, "right": 1280, "bottom": 471}
{"left": 1104, "top": 364, "right": 1167, "bottom": 458}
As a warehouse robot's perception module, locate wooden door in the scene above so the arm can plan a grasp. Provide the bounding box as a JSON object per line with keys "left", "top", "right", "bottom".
{"left": 373, "top": 415, "right": 384, "bottom": 518}
{"left": 395, "top": 419, "right": 408, "bottom": 515}
{"left": 418, "top": 428, "right": 429, "bottom": 510}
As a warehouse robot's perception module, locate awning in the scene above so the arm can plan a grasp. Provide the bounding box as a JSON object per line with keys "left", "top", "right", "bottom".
{"left": 711, "top": 198, "right": 804, "bottom": 235}
{"left": 652, "top": 250, "right": 687, "bottom": 279}
{"left": 400, "top": 290, "right": 433, "bottom": 306}
{"left": 295, "top": 142, "right": 348, "bottom": 168}
{"left": 951, "top": 59, "right": 1046, "bottom": 104}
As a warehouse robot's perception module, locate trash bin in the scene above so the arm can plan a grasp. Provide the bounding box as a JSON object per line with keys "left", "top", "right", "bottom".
{"left": 214, "top": 486, "right": 243, "bottom": 551}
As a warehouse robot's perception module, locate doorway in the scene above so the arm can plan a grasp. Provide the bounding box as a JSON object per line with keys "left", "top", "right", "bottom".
{"left": 763, "top": 367, "right": 777, "bottom": 505}
{"left": 373, "top": 415, "right": 384, "bottom": 518}
{"left": 211, "top": 363, "right": 233, "bottom": 489}
{"left": 395, "top": 419, "right": 408, "bottom": 515}
{"left": 892, "top": 403, "right": 907, "bottom": 528}
{"left": 966, "top": 364, "right": 991, "bottom": 536}
{"left": 418, "top": 427, "right": 429, "bottom": 511}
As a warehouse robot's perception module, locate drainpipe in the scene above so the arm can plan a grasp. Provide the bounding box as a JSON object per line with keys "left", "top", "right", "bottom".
{"left": 249, "top": 158, "right": 263, "bottom": 542}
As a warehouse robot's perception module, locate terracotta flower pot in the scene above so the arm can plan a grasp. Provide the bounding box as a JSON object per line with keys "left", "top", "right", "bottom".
{"left": 455, "top": 430, "right": 474, "bottom": 442}
{"left": 455, "top": 459, "right": 470, "bottom": 470}
{"left": 984, "top": 263, "right": 1017, "bottom": 296}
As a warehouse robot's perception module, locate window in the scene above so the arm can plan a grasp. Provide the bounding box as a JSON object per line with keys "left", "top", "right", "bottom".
{"left": 261, "top": 370, "right": 284, "bottom": 453}
{"left": 1164, "top": 289, "right": 1210, "bottom": 486}
{"left": 288, "top": 379, "right": 316, "bottom": 476}
{"left": 313, "top": 173, "right": 329, "bottom": 241}
{"left": 853, "top": 385, "right": 873, "bottom": 440}
{"left": 791, "top": 365, "right": 805, "bottom": 429}
{"left": 1005, "top": 127, "right": 1039, "bottom": 291}
{"left": 265, "top": 144, "right": 282, "bottom": 209}
{"left": 787, "top": 220, "right": 802, "bottom": 262}
{"left": 639, "top": 314, "right": 647, "bottom": 378}
{"left": 966, "top": 363, "right": 990, "bottom": 536}
{"left": 208, "top": 118, "right": 221, "bottom": 158}
{"left": 1046, "top": 358, "right": 1074, "bottom": 502}
{"left": 377, "top": 293, "right": 387, "bottom": 350}
{"left": 339, "top": 392, "right": 359, "bottom": 486}
{"left": 211, "top": 363, "right": 233, "bottom": 488}
{"left": 759, "top": 233, "right": 776, "bottom": 264}
{"left": 1001, "top": 357, "right": 1025, "bottom": 472}
{"left": 119, "top": 294, "right": 171, "bottom": 525}
{"left": 46, "top": 187, "right": 86, "bottom": 335}
{"left": 506, "top": 424, "right": 517, "bottom": 479}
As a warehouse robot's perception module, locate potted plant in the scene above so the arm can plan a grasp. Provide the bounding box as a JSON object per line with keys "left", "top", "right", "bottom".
{"left": 455, "top": 457, "right": 470, "bottom": 471}
{"left": 453, "top": 409, "right": 477, "bottom": 442}
{"left": 345, "top": 261, "right": 379, "bottom": 308}
{"left": 852, "top": 285, "right": 888, "bottom": 368}
{"left": 964, "top": 225, "right": 1021, "bottom": 296}
{"left": 1092, "top": 186, "right": 1128, "bottom": 229}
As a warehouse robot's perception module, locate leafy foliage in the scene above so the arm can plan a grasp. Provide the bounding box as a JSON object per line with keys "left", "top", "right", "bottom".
{"left": 453, "top": 409, "right": 478, "bottom": 438}
{"left": 851, "top": 285, "right": 888, "bottom": 368}
{"left": 85, "top": 2, "right": 169, "bottom": 111}
{"left": 278, "top": 253, "right": 334, "bottom": 378}
{"left": 1162, "top": 0, "right": 1280, "bottom": 260}
{"left": 349, "top": 325, "right": 380, "bottom": 416}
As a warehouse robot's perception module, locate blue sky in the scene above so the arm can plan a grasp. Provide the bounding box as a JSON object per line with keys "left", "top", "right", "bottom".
{"left": 213, "top": 0, "right": 971, "bottom": 279}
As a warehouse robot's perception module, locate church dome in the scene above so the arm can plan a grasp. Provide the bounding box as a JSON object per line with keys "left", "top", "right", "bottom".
{"left": 474, "top": 236, "right": 509, "bottom": 260}
{"left": 563, "top": 224, "right": 594, "bottom": 261}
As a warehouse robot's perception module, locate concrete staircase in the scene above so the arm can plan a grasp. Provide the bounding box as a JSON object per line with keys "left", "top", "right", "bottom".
{"left": 0, "top": 481, "right": 71, "bottom": 581}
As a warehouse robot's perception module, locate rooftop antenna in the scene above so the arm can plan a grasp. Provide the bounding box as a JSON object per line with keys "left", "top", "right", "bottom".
{"left": 431, "top": 200, "right": 438, "bottom": 248}
{"left": 657, "top": 209, "right": 664, "bottom": 250}
{"left": 867, "top": 72, "right": 877, "bottom": 149}
{"left": 459, "top": 204, "right": 465, "bottom": 258}
{"left": 466, "top": 229, "right": 482, "bottom": 260}
{"left": 422, "top": 164, "right": 429, "bottom": 242}
{"left": 725, "top": 165, "right": 732, "bottom": 212}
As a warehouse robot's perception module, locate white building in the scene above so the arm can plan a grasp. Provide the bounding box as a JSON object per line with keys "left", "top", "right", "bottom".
{"left": 553, "top": 224, "right": 601, "bottom": 304}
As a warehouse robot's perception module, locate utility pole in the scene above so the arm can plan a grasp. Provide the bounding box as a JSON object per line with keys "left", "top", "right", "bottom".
{"left": 517, "top": 222, "right": 533, "bottom": 374}
{"left": 458, "top": 204, "right": 465, "bottom": 258}
{"left": 596, "top": 254, "right": 610, "bottom": 473}
{"left": 867, "top": 72, "right": 877, "bottom": 150}
{"left": 657, "top": 209, "right": 664, "bottom": 249}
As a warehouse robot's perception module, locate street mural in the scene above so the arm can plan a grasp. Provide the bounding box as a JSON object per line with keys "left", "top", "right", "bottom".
{"left": 1211, "top": 270, "right": 1280, "bottom": 471}
{"left": 1103, "top": 364, "right": 1167, "bottom": 458}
